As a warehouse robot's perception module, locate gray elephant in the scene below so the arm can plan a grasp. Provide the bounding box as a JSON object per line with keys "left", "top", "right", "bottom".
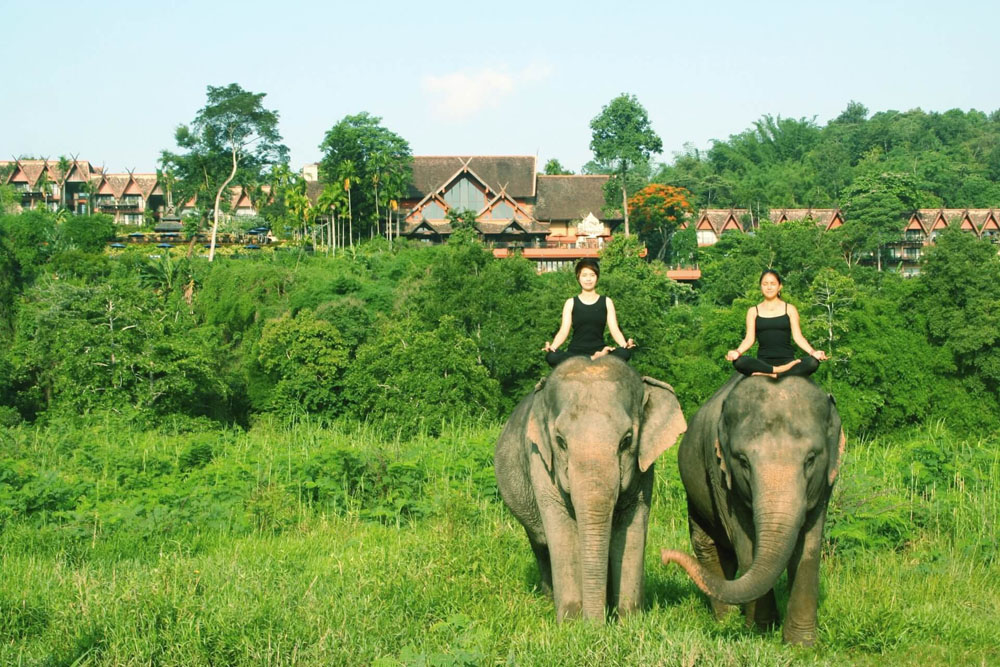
{"left": 661, "top": 373, "right": 844, "bottom": 646}
{"left": 494, "top": 355, "right": 686, "bottom": 622}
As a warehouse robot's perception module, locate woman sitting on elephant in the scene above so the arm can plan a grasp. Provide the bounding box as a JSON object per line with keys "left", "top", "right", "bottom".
{"left": 543, "top": 258, "right": 636, "bottom": 367}
{"left": 725, "top": 269, "right": 827, "bottom": 378}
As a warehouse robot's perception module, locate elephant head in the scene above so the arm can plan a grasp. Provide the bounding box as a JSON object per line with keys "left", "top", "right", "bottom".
{"left": 664, "top": 376, "right": 844, "bottom": 605}
{"left": 526, "top": 356, "right": 686, "bottom": 620}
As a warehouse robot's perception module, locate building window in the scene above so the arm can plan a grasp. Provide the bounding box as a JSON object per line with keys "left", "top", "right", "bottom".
{"left": 696, "top": 230, "right": 717, "bottom": 245}
{"left": 422, "top": 200, "right": 446, "bottom": 220}
{"left": 490, "top": 201, "right": 514, "bottom": 219}
{"left": 904, "top": 229, "right": 924, "bottom": 241}
{"left": 443, "top": 178, "right": 483, "bottom": 212}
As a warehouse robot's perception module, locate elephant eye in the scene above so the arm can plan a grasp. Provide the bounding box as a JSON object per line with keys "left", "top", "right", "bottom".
{"left": 619, "top": 433, "right": 633, "bottom": 451}
{"left": 805, "top": 453, "right": 817, "bottom": 469}
{"left": 737, "top": 454, "right": 750, "bottom": 469}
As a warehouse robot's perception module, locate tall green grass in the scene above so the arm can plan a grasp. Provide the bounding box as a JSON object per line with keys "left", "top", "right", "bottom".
{"left": 1, "top": 418, "right": 997, "bottom": 664}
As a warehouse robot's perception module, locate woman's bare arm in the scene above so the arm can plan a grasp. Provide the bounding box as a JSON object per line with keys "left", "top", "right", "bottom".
{"left": 605, "top": 298, "right": 634, "bottom": 348}
{"left": 544, "top": 298, "right": 575, "bottom": 351}
{"left": 788, "top": 305, "right": 827, "bottom": 360}
{"left": 726, "top": 307, "right": 757, "bottom": 361}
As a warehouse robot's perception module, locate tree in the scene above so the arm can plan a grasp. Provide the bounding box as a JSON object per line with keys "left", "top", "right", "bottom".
{"left": 839, "top": 159, "right": 921, "bottom": 270}
{"left": 915, "top": 228, "right": 1000, "bottom": 399}
{"left": 56, "top": 156, "right": 72, "bottom": 211}
{"left": 543, "top": 158, "right": 574, "bottom": 175}
{"left": 341, "top": 315, "right": 500, "bottom": 436}
{"left": 161, "top": 83, "right": 288, "bottom": 261}
{"left": 256, "top": 309, "right": 349, "bottom": 416}
{"left": 589, "top": 94, "right": 663, "bottom": 236}
{"left": 627, "top": 184, "right": 695, "bottom": 262}
{"left": 318, "top": 112, "right": 412, "bottom": 243}
{"left": 59, "top": 213, "right": 116, "bottom": 252}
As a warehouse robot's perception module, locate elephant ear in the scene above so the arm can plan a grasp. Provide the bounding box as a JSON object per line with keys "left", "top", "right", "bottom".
{"left": 826, "top": 394, "right": 846, "bottom": 485}
{"left": 637, "top": 377, "right": 687, "bottom": 472}
{"left": 526, "top": 383, "right": 553, "bottom": 474}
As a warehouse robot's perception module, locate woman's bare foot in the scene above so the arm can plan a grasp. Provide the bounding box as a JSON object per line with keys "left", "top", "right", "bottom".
{"left": 590, "top": 346, "right": 615, "bottom": 360}
{"left": 751, "top": 371, "right": 778, "bottom": 379}
{"left": 771, "top": 359, "right": 801, "bottom": 374}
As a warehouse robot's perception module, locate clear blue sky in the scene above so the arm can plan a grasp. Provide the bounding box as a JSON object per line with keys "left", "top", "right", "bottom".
{"left": 3, "top": 0, "right": 999, "bottom": 174}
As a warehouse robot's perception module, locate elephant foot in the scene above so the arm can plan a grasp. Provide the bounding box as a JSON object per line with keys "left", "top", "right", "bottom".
{"left": 744, "top": 594, "right": 780, "bottom": 630}
{"left": 556, "top": 600, "right": 582, "bottom": 622}
{"left": 782, "top": 623, "right": 818, "bottom": 647}
{"left": 710, "top": 600, "right": 737, "bottom": 621}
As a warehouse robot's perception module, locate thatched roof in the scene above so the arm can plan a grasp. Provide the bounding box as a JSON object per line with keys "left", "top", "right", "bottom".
{"left": 407, "top": 156, "right": 536, "bottom": 199}
{"left": 534, "top": 175, "right": 620, "bottom": 222}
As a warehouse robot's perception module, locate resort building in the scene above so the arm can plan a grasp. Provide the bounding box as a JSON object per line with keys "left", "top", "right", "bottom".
{"left": 690, "top": 207, "right": 998, "bottom": 276}
{"left": 1, "top": 158, "right": 103, "bottom": 213}
{"left": 0, "top": 158, "right": 168, "bottom": 223}
{"left": 396, "top": 156, "right": 621, "bottom": 271}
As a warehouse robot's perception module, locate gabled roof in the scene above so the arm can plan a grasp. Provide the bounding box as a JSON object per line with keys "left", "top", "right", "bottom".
{"left": 769, "top": 208, "right": 843, "bottom": 231}
{"left": 980, "top": 212, "right": 1000, "bottom": 232}
{"left": 914, "top": 208, "right": 947, "bottom": 230}
{"left": 123, "top": 177, "right": 143, "bottom": 196}
{"left": 20, "top": 161, "right": 47, "bottom": 187}
{"left": 476, "top": 218, "right": 548, "bottom": 235}
{"left": 407, "top": 156, "right": 536, "bottom": 199}
{"left": 904, "top": 213, "right": 927, "bottom": 233}
{"left": 696, "top": 209, "right": 746, "bottom": 235}
{"left": 403, "top": 220, "right": 453, "bottom": 236}
{"left": 964, "top": 208, "right": 994, "bottom": 230}
{"left": 133, "top": 174, "right": 162, "bottom": 199}
{"left": 482, "top": 192, "right": 534, "bottom": 222}
{"left": 535, "top": 175, "right": 620, "bottom": 222}
{"left": 106, "top": 174, "right": 131, "bottom": 198}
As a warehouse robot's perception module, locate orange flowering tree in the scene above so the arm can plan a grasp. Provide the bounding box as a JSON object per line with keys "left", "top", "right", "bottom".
{"left": 627, "top": 184, "right": 695, "bottom": 262}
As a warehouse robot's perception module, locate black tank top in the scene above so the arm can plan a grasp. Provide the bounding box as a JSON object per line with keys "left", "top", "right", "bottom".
{"left": 755, "top": 304, "right": 795, "bottom": 364}
{"left": 568, "top": 295, "right": 607, "bottom": 354}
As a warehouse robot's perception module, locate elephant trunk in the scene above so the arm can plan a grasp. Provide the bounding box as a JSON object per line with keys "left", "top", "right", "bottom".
{"left": 662, "top": 485, "right": 804, "bottom": 605}
{"left": 572, "top": 461, "right": 618, "bottom": 622}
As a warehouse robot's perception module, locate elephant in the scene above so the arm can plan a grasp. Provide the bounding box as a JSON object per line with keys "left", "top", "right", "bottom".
{"left": 494, "top": 355, "right": 686, "bottom": 622}
{"left": 660, "top": 373, "right": 845, "bottom": 646}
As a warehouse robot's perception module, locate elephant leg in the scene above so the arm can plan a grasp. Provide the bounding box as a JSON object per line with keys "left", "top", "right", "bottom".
{"left": 608, "top": 488, "right": 651, "bottom": 616}
{"left": 744, "top": 591, "right": 780, "bottom": 631}
{"left": 689, "top": 516, "right": 738, "bottom": 620}
{"left": 783, "top": 511, "right": 825, "bottom": 646}
{"left": 538, "top": 505, "right": 583, "bottom": 621}
{"left": 528, "top": 537, "right": 553, "bottom": 597}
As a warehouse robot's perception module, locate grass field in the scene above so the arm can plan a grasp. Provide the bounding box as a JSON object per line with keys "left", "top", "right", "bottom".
{"left": 1, "top": 418, "right": 998, "bottom": 665}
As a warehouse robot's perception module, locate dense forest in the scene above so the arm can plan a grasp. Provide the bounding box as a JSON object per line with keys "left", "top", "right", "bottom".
{"left": 653, "top": 102, "right": 1000, "bottom": 210}
{"left": 0, "top": 206, "right": 998, "bottom": 438}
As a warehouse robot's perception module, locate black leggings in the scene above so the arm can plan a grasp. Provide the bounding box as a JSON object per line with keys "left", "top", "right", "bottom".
{"left": 546, "top": 347, "right": 632, "bottom": 368}
{"left": 733, "top": 354, "right": 819, "bottom": 377}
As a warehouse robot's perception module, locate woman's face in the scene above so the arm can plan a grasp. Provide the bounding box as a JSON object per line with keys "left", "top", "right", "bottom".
{"left": 760, "top": 273, "right": 781, "bottom": 299}
{"left": 577, "top": 267, "right": 598, "bottom": 290}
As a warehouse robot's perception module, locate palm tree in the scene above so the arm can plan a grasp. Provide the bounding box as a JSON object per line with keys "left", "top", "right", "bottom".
{"left": 35, "top": 170, "right": 52, "bottom": 211}
{"left": 57, "top": 156, "right": 72, "bottom": 212}
{"left": 338, "top": 159, "right": 356, "bottom": 249}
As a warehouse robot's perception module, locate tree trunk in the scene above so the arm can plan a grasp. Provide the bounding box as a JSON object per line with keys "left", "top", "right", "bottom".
{"left": 622, "top": 183, "right": 630, "bottom": 236}
{"left": 208, "top": 145, "right": 239, "bottom": 262}
{"left": 347, "top": 188, "right": 353, "bottom": 249}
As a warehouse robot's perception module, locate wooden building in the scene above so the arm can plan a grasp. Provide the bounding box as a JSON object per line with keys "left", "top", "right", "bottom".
{"left": 91, "top": 172, "right": 165, "bottom": 224}
{"left": 397, "top": 156, "right": 622, "bottom": 270}
{"left": 1, "top": 158, "right": 103, "bottom": 212}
